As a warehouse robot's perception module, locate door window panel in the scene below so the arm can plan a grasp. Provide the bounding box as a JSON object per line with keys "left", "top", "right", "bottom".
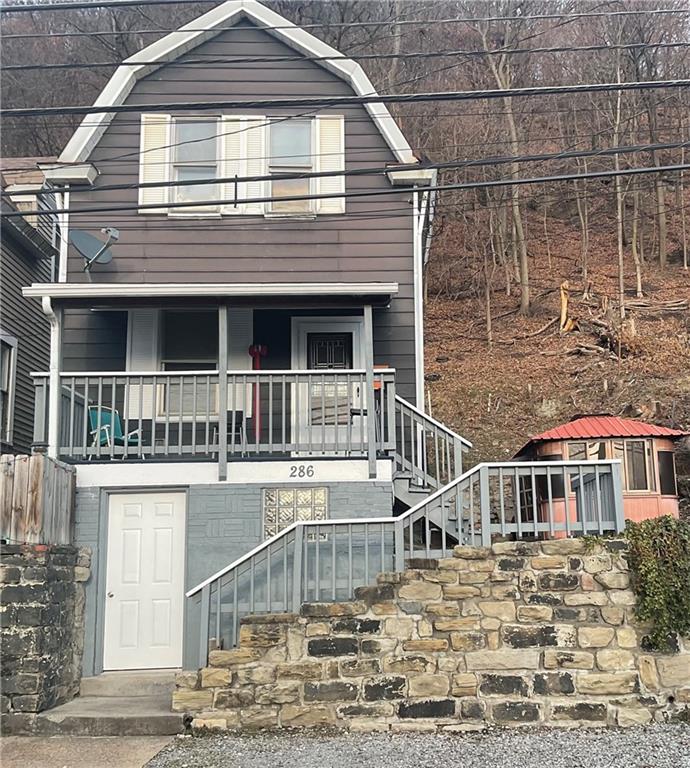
{"left": 307, "top": 333, "right": 353, "bottom": 426}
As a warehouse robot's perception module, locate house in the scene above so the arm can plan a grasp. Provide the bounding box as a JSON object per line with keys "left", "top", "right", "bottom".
{"left": 17, "top": 0, "right": 624, "bottom": 681}
{"left": 514, "top": 414, "right": 688, "bottom": 522}
{"left": 1, "top": 161, "right": 58, "bottom": 454}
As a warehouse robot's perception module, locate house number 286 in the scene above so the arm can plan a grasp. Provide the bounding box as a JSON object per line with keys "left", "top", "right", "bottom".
{"left": 290, "top": 464, "right": 315, "bottom": 478}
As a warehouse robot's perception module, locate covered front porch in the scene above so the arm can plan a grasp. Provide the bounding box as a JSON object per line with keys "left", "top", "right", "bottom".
{"left": 27, "top": 282, "right": 462, "bottom": 486}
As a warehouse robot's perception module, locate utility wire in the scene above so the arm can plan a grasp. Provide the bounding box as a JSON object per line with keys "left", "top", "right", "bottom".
{"left": 8, "top": 138, "right": 690, "bottom": 198}
{"left": 46, "top": 183, "right": 690, "bottom": 236}
{"left": 5, "top": 78, "right": 690, "bottom": 118}
{"left": 2, "top": 1, "right": 688, "bottom": 22}
{"left": 5, "top": 41, "right": 690, "bottom": 71}
{"left": 4, "top": 162, "right": 689, "bottom": 219}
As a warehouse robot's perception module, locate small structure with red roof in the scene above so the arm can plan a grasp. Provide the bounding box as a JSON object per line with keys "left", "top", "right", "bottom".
{"left": 516, "top": 414, "right": 688, "bottom": 522}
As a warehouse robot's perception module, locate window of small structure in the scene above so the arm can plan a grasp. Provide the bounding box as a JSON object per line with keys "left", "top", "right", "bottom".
{"left": 612, "top": 438, "right": 656, "bottom": 492}
{"left": 268, "top": 119, "right": 313, "bottom": 214}
{"left": 171, "top": 119, "right": 219, "bottom": 209}
{"left": 567, "top": 440, "right": 607, "bottom": 461}
{"left": 657, "top": 451, "right": 677, "bottom": 496}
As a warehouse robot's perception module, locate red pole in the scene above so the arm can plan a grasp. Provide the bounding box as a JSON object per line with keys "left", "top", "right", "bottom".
{"left": 248, "top": 345, "right": 267, "bottom": 443}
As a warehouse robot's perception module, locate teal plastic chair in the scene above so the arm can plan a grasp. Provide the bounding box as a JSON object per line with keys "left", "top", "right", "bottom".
{"left": 88, "top": 406, "right": 142, "bottom": 456}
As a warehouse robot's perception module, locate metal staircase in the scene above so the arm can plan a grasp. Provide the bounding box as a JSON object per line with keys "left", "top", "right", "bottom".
{"left": 392, "top": 395, "right": 469, "bottom": 510}
{"left": 186, "top": 437, "right": 625, "bottom": 667}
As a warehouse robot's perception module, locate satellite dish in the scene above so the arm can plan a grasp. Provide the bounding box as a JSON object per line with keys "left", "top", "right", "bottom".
{"left": 70, "top": 228, "right": 118, "bottom": 272}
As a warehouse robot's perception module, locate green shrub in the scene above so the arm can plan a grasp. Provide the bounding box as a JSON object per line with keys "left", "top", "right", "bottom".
{"left": 625, "top": 515, "right": 690, "bottom": 652}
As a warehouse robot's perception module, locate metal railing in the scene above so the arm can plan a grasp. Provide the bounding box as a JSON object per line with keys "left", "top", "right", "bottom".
{"left": 394, "top": 395, "right": 469, "bottom": 491}
{"left": 187, "top": 459, "right": 624, "bottom": 666}
{"left": 32, "top": 369, "right": 395, "bottom": 462}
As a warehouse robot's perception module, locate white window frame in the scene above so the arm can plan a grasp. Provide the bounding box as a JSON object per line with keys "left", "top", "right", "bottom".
{"left": 169, "top": 116, "right": 221, "bottom": 216}
{"left": 266, "top": 117, "right": 316, "bottom": 216}
{"left": 0, "top": 333, "right": 18, "bottom": 447}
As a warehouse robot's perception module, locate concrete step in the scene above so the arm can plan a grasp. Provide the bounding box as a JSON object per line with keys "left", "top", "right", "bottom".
{"left": 80, "top": 670, "right": 177, "bottom": 698}
{"left": 24, "top": 695, "right": 185, "bottom": 736}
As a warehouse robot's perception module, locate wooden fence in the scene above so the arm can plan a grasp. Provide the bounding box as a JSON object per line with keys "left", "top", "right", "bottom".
{"left": 0, "top": 454, "right": 75, "bottom": 545}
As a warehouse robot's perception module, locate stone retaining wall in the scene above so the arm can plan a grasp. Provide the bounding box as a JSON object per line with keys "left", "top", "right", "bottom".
{"left": 0, "top": 544, "right": 90, "bottom": 721}
{"left": 174, "top": 539, "right": 690, "bottom": 731}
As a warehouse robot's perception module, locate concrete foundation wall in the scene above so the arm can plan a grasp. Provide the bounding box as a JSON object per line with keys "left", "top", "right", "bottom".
{"left": 173, "top": 539, "right": 690, "bottom": 731}
{"left": 0, "top": 544, "right": 90, "bottom": 725}
{"left": 74, "top": 480, "right": 393, "bottom": 676}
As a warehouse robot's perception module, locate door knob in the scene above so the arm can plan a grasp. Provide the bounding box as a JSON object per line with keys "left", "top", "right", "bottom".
{"left": 107, "top": 592, "right": 114, "bottom": 598}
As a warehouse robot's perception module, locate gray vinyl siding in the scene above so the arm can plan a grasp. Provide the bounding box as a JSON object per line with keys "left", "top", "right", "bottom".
{"left": 0, "top": 240, "right": 50, "bottom": 453}
{"left": 61, "top": 310, "right": 128, "bottom": 372}
{"left": 62, "top": 20, "right": 417, "bottom": 401}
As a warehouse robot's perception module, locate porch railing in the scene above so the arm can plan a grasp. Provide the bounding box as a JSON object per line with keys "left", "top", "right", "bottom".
{"left": 394, "top": 395, "right": 468, "bottom": 491}
{"left": 186, "top": 459, "right": 624, "bottom": 665}
{"left": 32, "top": 369, "right": 395, "bottom": 462}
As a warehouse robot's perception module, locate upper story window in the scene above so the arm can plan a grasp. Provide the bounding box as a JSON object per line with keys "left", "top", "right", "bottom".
{"left": 268, "top": 119, "right": 313, "bottom": 214}
{"left": 138, "top": 113, "right": 345, "bottom": 216}
{"left": 171, "top": 119, "right": 219, "bottom": 209}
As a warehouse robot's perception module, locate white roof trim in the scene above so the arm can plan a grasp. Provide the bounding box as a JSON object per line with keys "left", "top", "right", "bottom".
{"left": 59, "top": 0, "right": 416, "bottom": 165}
{"left": 22, "top": 282, "right": 399, "bottom": 300}
{"left": 41, "top": 163, "right": 99, "bottom": 185}
{"left": 387, "top": 168, "right": 436, "bottom": 185}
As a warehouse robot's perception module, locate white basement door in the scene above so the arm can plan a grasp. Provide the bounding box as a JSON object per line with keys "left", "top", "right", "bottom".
{"left": 104, "top": 492, "right": 186, "bottom": 670}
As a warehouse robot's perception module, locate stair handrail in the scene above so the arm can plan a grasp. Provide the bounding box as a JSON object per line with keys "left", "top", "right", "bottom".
{"left": 393, "top": 395, "right": 473, "bottom": 450}
{"left": 187, "top": 459, "right": 624, "bottom": 599}
{"left": 186, "top": 459, "right": 624, "bottom": 665}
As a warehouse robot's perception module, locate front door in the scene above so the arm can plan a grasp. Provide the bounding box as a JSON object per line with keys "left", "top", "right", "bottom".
{"left": 292, "top": 318, "right": 365, "bottom": 453}
{"left": 104, "top": 492, "right": 186, "bottom": 670}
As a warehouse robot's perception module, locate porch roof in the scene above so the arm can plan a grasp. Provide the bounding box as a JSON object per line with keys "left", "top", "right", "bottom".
{"left": 22, "top": 281, "right": 399, "bottom": 304}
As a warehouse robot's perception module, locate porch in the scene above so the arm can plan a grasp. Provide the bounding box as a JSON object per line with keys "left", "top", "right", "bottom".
{"left": 25, "top": 281, "right": 446, "bottom": 480}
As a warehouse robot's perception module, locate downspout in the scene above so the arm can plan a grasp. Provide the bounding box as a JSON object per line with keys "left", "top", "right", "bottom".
{"left": 41, "top": 296, "right": 62, "bottom": 458}
{"left": 412, "top": 189, "right": 425, "bottom": 409}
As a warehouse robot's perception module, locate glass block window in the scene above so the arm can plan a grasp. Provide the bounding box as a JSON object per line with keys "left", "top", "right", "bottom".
{"left": 262, "top": 487, "right": 328, "bottom": 539}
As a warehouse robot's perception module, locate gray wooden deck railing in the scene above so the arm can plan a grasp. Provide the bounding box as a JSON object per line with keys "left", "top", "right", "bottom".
{"left": 32, "top": 369, "right": 395, "bottom": 462}
{"left": 186, "top": 459, "right": 625, "bottom": 666}
{"left": 393, "top": 395, "right": 468, "bottom": 491}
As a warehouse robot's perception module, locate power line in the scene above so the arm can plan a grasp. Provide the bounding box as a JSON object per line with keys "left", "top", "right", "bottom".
{"left": 4, "top": 78, "right": 690, "bottom": 118}
{"left": 8, "top": 138, "right": 689, "bottom": 198}
{"left": 4, "top": 162, "right": 689, "bottom": 219}
{"left": 43, "top": 182, "right": 690, "bottom": 235}
{"left": 2, "top": 1, "right": 688, "bottom": 24}
{"left": 5, "top": 41, "right": 690, "bottom": 71}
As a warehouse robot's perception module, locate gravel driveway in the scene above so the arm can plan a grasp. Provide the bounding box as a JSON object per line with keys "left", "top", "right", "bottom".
{"left": 147, "top": 724, "right": 690, "bottom": 768}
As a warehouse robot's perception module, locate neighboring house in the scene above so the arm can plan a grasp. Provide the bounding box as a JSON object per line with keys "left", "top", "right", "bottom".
{"left": 1, "top": 162, "right": 58, "bottom": 454}
{"left": 515, "top": 414, "right": 688, "bottom": 522}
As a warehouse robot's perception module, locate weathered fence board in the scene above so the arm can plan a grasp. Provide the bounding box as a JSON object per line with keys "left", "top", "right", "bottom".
{"left": 0, "top": 454, "right": 75, "bottom": 545}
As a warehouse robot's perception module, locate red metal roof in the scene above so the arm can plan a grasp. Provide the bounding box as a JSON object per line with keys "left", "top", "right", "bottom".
{"left": 529, "top": 415, "right": 688, "bottom": 442}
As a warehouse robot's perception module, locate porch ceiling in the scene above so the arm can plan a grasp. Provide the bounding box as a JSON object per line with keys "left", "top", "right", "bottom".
{"left": 22, "top": 281, "right": 399, "bottom": 307}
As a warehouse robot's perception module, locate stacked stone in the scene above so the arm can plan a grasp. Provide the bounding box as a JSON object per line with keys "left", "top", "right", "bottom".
{"left": 173, "top": 539, "right": 690, "bottom": 732}
{"left": 0, "top": 543, "right": 90, "bottom": 723}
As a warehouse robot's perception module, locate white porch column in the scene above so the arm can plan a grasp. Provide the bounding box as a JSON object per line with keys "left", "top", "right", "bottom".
{"left": 363, "top": 304, "right": 376, "bottom": 479}
{"left": 42, "top": 296, "right": 62, "bottom": 459}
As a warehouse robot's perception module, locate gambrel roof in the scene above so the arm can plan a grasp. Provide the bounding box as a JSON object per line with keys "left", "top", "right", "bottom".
{"left": 59, "top": 0, "right": 416, "bottom": 165}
